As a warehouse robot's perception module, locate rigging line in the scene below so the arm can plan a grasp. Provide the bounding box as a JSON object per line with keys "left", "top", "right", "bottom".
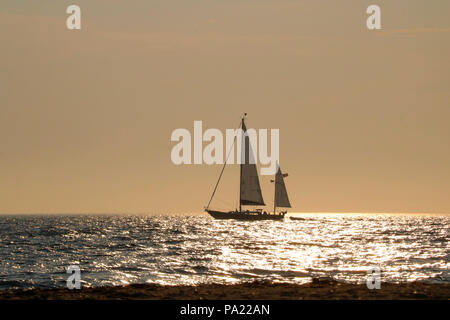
{"left": 205, "top": 117, "right": 243, "bottom": 210}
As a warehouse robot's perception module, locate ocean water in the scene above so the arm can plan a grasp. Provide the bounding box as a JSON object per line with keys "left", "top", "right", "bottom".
{"left": 0, "top": 214, "right": 448, "bottom": 290}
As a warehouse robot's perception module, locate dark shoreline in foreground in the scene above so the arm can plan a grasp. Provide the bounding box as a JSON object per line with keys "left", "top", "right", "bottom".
{"left": 0, "top": 279, "right": 448, "bottom": 300}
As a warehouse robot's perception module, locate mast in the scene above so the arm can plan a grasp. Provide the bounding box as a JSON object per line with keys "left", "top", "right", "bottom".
{"left": 273, "top": 195, "right": 276, "bottom": 214}
{"left": 239, "top": 164, "right": 242, "bottom": 212}
{"left": 239, "top": 116, "right": 244, "bottom": 212}
{"left": 273, "top": 163, "right": 277, "bottom": 214}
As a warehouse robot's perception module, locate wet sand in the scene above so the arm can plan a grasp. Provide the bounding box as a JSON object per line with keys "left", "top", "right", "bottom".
{"left": 0, "top": 279, "right": 448, "bottom": 300}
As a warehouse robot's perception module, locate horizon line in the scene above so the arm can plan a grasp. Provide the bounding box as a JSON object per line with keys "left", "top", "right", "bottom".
{"left": 0, "top": 211, "right": 448, "bottom": 216}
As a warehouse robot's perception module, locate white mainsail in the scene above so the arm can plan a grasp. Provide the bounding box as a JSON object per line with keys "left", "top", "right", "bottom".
{"left": 240, "top": 119, "right": 265, "bottom": 206}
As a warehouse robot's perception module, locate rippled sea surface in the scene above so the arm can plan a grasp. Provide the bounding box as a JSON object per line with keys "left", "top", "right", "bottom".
{"left": 0, "top": 214, "right": 448, "bottom": 290}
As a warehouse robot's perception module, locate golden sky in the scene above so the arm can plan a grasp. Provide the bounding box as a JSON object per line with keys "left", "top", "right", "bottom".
{"left": 1, "top": 0, "right": 449, "bottom": 214}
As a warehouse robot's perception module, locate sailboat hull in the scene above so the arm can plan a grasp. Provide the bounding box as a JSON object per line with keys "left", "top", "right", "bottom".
{"left": 206, "top": 210, "right": 285, "bottom": 221}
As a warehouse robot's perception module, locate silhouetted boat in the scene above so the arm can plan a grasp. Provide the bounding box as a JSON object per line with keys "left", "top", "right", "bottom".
{"left": 289, "top": 216, "right": 306, "bottom": 221}
{"left": 205, "top": 114, "right": 291, "bottom": 221}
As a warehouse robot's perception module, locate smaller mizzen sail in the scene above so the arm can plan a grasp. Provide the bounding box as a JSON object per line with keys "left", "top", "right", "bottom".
{"left": 274, "top": 165, "right": 291, "bottom": 208}
{"left": 240, "top": 119, "right": 265, "bottom": 206}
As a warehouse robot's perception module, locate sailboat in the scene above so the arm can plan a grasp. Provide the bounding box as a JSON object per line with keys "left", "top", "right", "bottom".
{"left": 205, "top": 115, "right": 291, "bottom": 221}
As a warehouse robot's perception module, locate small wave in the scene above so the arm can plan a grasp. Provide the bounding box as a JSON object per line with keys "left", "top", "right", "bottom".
{"left": 287, "top": 241, "right": 338, "bottom": 248}
{"left": 164, "top": 239, "right": 185, "bottom": 245}
{"left": 238, "top": 268, "right": 310, "bottom": 278}
{"left": 0, "top": 280, "right": 35, "bottom": 290}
